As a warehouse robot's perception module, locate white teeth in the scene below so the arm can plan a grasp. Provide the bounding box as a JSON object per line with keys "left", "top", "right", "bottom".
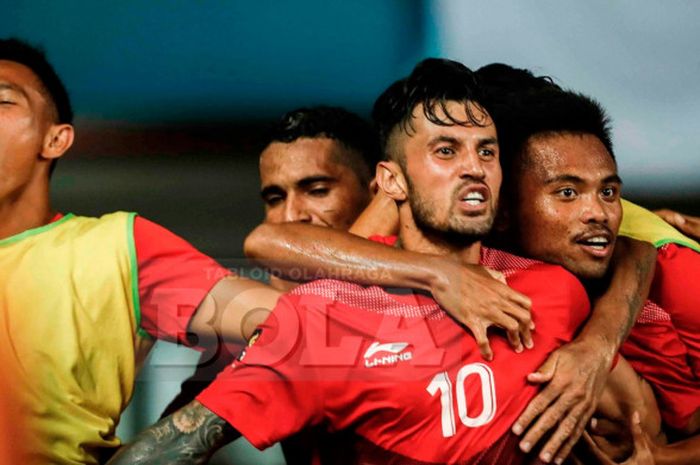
{"left": 581, "top": 236, "right": 609, "bottom": 249}
{"left": 462, "top": 192, "right": 485, "bottom": 203}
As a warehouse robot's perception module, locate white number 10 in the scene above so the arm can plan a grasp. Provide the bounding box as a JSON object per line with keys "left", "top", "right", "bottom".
{"left": 426, "top": 363, "right": 497, "bottom": 437}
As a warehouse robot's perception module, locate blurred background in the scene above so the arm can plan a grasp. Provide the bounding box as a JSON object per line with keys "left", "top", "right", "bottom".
{"left": 4, "top": 1, "right": 699, "bottom": 463}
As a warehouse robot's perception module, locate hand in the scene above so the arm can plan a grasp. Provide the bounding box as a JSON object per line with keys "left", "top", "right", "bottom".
{"left": 581, "top": 412, "right": 655, "bottom": 465}
{"left": 429, "top": 256, "right": 533, "bottom": 361}
{"left": 512, "top": 340, "right": 613, "bottom": 464}
{"left": 654, "top": 209, "right": 700, "bottom": 241}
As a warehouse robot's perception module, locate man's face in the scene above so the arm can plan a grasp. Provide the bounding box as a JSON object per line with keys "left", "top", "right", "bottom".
{"left": 259, "top": 137, "right": 370, "bottom": 229}
{"left": 513, "top": 133, "right": 622, "bottom": 280}
{"left": 0, "top": 60, "right": 54, "bottom": 202}
{"left": 399, "top": 101, "right": 501, "bottom": 241}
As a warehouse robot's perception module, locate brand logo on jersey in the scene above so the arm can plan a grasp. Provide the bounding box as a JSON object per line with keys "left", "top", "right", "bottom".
{"left": 363, "top": 341, "right": 412, "bottom": 368}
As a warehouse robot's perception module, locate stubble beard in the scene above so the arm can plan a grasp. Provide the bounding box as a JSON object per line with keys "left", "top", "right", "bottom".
{"left": 407, "top": 182, "right": 496, "bottom": 247}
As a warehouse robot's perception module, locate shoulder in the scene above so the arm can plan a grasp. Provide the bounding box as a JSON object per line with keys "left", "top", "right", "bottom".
{"left": 286, "top": 279, "right": 443, "bottom": 320}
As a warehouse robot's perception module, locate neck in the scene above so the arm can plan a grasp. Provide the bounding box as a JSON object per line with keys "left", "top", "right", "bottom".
{"left": 397, "top": 204, "right": 482, "bottom": 265}
{"left": 0, "top": 177, "right": 54, "bottom": 240}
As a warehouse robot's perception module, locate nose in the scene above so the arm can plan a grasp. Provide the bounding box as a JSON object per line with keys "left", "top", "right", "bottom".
{"left": 580, "top": 195, "right": 608, "bottom": 224}
{"left": 458, "top": 150, "right": 486, "bottom": 180}
{"left": 283, "top": 195, "right": 312, "bottom": 223}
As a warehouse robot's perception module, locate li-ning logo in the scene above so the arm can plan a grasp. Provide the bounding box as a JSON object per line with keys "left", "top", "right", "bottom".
{"left": 364, "top": 341, "right": 413, "bottom": 368}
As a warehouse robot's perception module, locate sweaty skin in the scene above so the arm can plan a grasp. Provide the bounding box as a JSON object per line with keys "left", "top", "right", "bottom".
{"left": 107, "top": 98, "right": 543, "bottom": 464}
{"left": 259, "top": 137, "right": 370, "bottom": 229}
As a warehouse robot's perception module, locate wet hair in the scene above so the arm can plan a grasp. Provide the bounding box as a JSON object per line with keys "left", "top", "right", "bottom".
{"left": 0, "top": 38, "right": 73, "bottom": 124}
{"left": 265, "top": 106, "right": 380, "bottom": 185}
{"left": 372, "top": 58, "right": 487, "bottom": 161}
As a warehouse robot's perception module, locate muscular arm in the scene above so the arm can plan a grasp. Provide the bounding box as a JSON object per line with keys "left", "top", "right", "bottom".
{"left": 245, "top": 221, "right": 533, "bottom": 359}
{"left": 514, "top": 237, "right": 657, "bottom": 464}
{"left": 107, "top": 401, "right": 239, "bottom": 465}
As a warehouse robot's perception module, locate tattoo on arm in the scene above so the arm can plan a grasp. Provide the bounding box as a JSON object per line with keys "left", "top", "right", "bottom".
{"left": 107, "top": 401, "right": 239, "bottom": 465}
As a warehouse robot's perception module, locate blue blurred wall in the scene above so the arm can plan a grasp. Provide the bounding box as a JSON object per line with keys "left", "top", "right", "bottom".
{"left": 4, "top": 0, "right": 434, "bottom": 121}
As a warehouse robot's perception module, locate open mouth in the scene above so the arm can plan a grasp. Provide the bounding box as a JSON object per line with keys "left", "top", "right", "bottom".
{"left": 461, "top": 191, "right": 485, "bottom": 206}
{"left": 457, "top": 185, "right": 489, "bottom": 211}
{"left": 575, "top": 232, "right": 614, "bottom": 257}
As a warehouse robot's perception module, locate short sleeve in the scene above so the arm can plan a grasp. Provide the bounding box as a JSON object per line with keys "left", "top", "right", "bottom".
{"left": 197, "top": 294, "right": 325, "bottom": 449}
{"left": 133, "top": 216, "right": 231, "bottom": 346}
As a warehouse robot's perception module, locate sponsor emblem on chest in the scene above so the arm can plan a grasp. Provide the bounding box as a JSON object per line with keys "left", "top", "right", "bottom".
{"left": 363, "top": 341, "right": 413, "bottom": 368}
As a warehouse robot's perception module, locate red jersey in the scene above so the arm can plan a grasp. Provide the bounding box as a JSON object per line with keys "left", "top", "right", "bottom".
{"left": 621, "top": 299, "right": 700, "bottom": 430}
{"left": 651, "top": 243, "right": 700, "bottom": 376}
{"left": 198, "top": 248, "right": 589, "bottom": 464}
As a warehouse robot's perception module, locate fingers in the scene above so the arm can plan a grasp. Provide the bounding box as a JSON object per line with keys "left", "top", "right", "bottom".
{"left": 526, "top": 353, "right": 558, "bottom": 384}
{"left": 655, "top": 209, "right": 700, "bottom": 238}
{"left": 484, "top": 267, "right": 507, "bottom": 283}
{"left": 628, "top": 411, "right": 652, "bottom": 458}
{"left": 550, "top": 405, "right": 594, "bottom": 464}
{"left": 512, "top": 379, "right": 559, "bottom": 436}
{"left": 654, "top": 208, "right": 684, "bottom": 227}
{"left": 469, "top": 322, "right": 493, "bottom": 361}
{"left": 580, "top": 431, "right": 614, "bottom": 464}
{"left": 499, "top": 302, "right": 534, "bottom": 349}
{"left": 515, "top": 392, "right": 575, "bottom": 460}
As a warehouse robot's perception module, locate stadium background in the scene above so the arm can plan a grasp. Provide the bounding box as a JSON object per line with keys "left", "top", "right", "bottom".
{"left": 4, "top": 1, "right": 699, "bottom": 463}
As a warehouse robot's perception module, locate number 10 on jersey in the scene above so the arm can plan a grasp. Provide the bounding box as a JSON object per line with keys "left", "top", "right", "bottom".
{"left": 426, "top": 363, "right": 497, "bottom": 437}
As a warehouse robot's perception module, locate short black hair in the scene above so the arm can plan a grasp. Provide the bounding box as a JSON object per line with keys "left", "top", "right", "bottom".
{"left": 476, "top": 63, "right": 613, "bottom": 173}
{"left": 265, "top": 106, "right": 380, "bottom": 185}
{"left": 372, "top": 58, "right": 487, "bottom": 161}
{"left": 0, "top": 38, "right": 73, "bottom": 124}
{"left": 511, "top": 88, "right": 613, "bottom": 161}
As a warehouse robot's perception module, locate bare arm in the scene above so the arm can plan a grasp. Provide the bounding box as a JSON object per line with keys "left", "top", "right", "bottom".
{"left": 245, "top": 221, "right": 533, "bottom": 359}
{"left": 107, "top": 401, "right": 238, "bottom": 465}
{"left": 188, "top": 275, "right": 282, "bottom": 345}
{"left": 513, "top": 237, "right": 657, "bottom": 464}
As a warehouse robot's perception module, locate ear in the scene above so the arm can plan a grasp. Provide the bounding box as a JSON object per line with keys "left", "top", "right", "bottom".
{"left": 41, "top": 123, "right": 74, "bottom": 160}
{"left": 376, "top": 161, "right": 408, "bottom": 202}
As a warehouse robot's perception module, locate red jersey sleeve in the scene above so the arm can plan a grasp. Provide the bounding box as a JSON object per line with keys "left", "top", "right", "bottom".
{"left": 133, "top": 216, "right": 231, "bottom": 346}
{"left": 197, "top": 294, "right": 325, "bottom": 449}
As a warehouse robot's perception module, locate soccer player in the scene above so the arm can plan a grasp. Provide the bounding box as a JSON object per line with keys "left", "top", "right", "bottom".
{"left": 241, "top": 65, "right": 700, "bottom": 465}
{"left": 490, "top": 80, "right": 700, "bottom": 464}
{"left": 0, "top": 37, "right": 284, "bottom": 464}
{"left": 109, "top": 58, "right": 592, "bottom": 465}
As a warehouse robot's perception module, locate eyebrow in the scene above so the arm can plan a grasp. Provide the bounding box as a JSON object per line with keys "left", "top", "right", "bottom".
{"left": 544, "top": 173, "right": 623, "bottom": 185}
{"left": 296, "top": 175, "right": 336, "bottom": 189}
{"left": 427, "top": 135, "right": 498, "bottom": 148}
{"left": 478, "top": 137, "right": 498, "bottom": 147}
{"left": 0, "top": 82, "right": 28, "bottom": 97}
{"left": 260, "top": 175, "right": 337, "bottom": 199}
{"left": 427, "top": 135, "right": 461, "bottom": 148}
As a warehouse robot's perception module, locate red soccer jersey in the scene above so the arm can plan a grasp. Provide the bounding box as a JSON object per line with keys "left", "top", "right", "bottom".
{"left": 651, "top": 243, "right": 700, "bottom": 376}
{"left": 198, "top": 248, "right": 590, "bottom": 464}
{"left": 620, "top": 299, "right": 700, "bottom": 430}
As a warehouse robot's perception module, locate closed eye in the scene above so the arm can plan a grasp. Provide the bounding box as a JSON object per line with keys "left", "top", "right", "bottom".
{"left": 308, "top": 188, "right": 330, "bottom": 197}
